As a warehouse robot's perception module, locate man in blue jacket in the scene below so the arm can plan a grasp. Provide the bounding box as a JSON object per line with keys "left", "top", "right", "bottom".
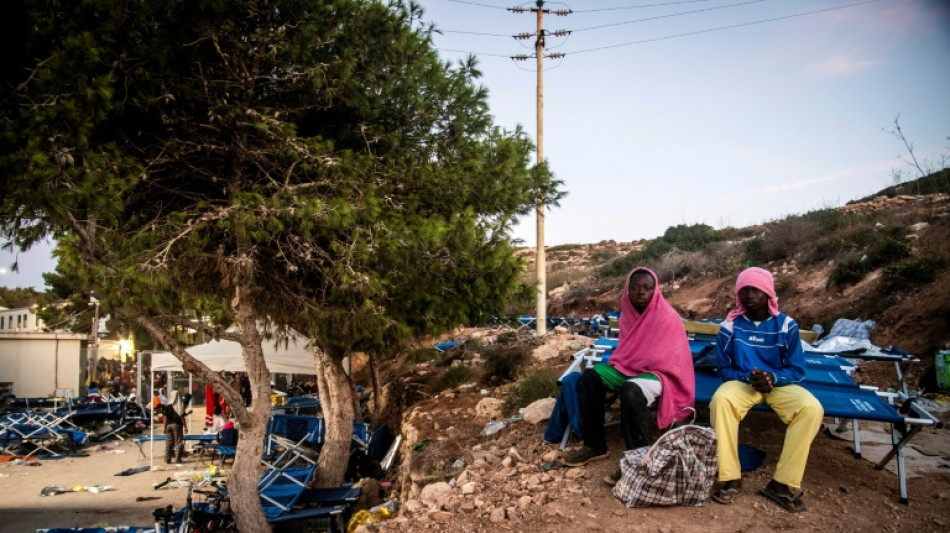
{"left": 710, "top": 267, "right": 823, "bottom": 512}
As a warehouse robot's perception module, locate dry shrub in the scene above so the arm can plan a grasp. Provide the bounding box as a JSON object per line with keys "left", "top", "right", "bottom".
{"left": 653, "top": 249, "right": 709, "bottom": 282}
{"left": 704, "top": 240, "right": 747, "bottom": 276}
{"left": 754, "top": 217, "right": 822, "bottom": 263}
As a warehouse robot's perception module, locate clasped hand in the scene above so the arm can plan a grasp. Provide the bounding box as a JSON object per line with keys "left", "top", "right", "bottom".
{"left": 749, "top": 368, "right": 774, "bottom": 393}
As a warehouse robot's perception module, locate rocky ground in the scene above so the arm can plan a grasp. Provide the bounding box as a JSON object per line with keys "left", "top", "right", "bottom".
{"left": 368, "top": 331, "right": 950, "bottom": 533}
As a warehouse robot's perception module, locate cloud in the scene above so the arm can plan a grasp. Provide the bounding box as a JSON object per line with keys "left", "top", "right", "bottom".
{"left": 815, "top": 51, "right": 880, "bottom": 76}
{"left": 721, "top": 158, "right": 900, "bottom": 200}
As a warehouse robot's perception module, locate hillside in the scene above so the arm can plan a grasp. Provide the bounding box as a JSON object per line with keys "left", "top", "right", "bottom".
{"left": 524, "top": 190, "right": 950, "bottom": 369}
{"left": 362, "top": 186, "right": 950, "bottom": 533}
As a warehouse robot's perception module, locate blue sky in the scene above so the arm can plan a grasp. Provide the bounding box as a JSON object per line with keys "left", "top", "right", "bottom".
{"left": 2, "top": 0, "right": 948, "bottom": 291}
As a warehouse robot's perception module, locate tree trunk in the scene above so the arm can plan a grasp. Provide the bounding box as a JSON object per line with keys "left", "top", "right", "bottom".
{"left": 368, "top": 351, "right": 384, "bottom": 425}
{"left": 228, "top": 286, "right": 274, "bottom": 532}
{"left": 313, "top": 349, "right": 355, "bottom": 488}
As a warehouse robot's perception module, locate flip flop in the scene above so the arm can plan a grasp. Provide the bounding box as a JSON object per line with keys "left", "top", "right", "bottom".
{"left": 711, "top": 481, "right": 741, "bottom": 504}
{"left": 759, "top": 485, "right": 807, "bottom": 512}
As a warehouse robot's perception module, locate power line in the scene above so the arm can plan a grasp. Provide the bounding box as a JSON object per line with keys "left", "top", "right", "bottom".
{"left": 567, "top": 0, "right": 880, "bottom": 54}
{"left": 447, "top": 0, "right": 512, "bottom": 9}
{"left": 572, "top": 0, "right": 719, "bottom": 13}
{"left": 432, "top": 0, "right": 880, "bottom": 60}
{"left": 571, "top": 0, "right": 771, "bottom": 32}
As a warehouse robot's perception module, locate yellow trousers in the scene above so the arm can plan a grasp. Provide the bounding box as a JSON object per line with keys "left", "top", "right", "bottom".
{"left": 710, "top": 380, "right": 823, "bottom": 489}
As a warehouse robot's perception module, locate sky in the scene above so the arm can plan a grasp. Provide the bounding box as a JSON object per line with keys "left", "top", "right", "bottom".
{"left": 1, "top": 0, "right": 948, "bottom": 291}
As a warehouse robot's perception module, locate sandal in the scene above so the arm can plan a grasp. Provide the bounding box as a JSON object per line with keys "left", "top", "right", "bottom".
{"left": 758, "top": 480, "right": 807, "bottom": 512}
{"left": 711, "top": 479, "right": 741, "bottom": 504}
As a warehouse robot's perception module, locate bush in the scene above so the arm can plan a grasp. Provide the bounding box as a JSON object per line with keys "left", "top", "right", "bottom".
{"left": 879, "top": 259, "right": 939, "bottom": 294}
{"left": 758, "top": 217, "right": 822, "bottom": 263}
{"left": 866, "top": 234, "right": 910, "bottom": 268}
{"left": 829, "top": 256, "right": 868, "bottom": 287}
{"left": 809, "top": 223, "right": 876, "bottom": 263}
{"left": 704, "top": 240, "right": 746, "bottom": 276}
{"left": 503, "top": 369, "right": 560, "bottom": 415}
{"left": 653, "top": 249, "right": 709, "bottom": 282}
{"left": 437, "top": 365, "right": 476, "bottom": 391}
{"left": 801, "top": 208, "right": 848, "bottom": 232}
{"left": 479, "top": 341, "right": 534, "bottom": 386}
{"left": 774, "top": 275, "right": 797, "bottom": 299}
{"left": 407, "top": 347, "right": 441, "bottom": 365}
{"left": 661, "top": 223, "right": 721, "bottom": 252}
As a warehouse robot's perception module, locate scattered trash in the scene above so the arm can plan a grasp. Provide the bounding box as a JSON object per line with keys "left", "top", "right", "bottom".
{"left": 13, "top": 459, "right": 41, "bottom": 466}
{"left": 480, "top": 389, "right": 489, "bottom": 395}
{"left": 347, "top": 499, "right": 398, "bottom": 531}
{"left": 0, "top": 473, "right": 8, "bottom": 478}
{"left": 40, "top": 485, "right": 115, "bottom": 496}
{"left": 541, "top": 459, "right": 564, "bottom": 472}
{"left": 451, "top": 458, "right": 466, "bottom": 469}
{"left": 115, "top": 465, "right": 150, "bottom": 477}
{"left": 136, "top": 496, "right": 162, "bottom": 502}
{"left": 481, "top": 418, "right": 506, "bottom": 437}
{"left": 411, "top": 439, "right": 431, "bottom": 452}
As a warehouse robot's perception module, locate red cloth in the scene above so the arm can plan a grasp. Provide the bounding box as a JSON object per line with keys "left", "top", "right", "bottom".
{"left": 205, "top": 385, "right": 215, "bottom": 427}
{"left": 608, "top": 267, "right": 695, "bottom": 428}
{"left": 725, "top": 267, "right": 780, "bottom": 321}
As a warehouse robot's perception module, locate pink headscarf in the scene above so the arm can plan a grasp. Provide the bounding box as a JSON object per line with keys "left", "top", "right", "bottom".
{"left": 609, "top": 267, "right": 695, "bottom": 428}
{"left": 222, "top": 420, "right": 235, "bottom": 431}
{"left": 726, "top": 267, "right": 780, "bottom": 321}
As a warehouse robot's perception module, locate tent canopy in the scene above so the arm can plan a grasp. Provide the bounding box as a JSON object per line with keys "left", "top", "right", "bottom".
{"left": 151, "top": 333, "right": 317, "bottom": 375}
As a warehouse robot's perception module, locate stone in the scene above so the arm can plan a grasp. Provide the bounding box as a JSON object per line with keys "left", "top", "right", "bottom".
{"left": 461, "top": 481, "right": 477, "bottom": 495}
{"left": 474, "top": 397, "right": 505, "bottom": 422}
{"left": 565, "top": 468, "right": 587, "bottom": 479}
{"left": 489, "top": 508, "right": 507, "bottom": 523}
{"left": 428, "top": 511, "right": 453, "bottom": 523}
{"left": 517, "top": 495, "right": 533, "bottom": 509}
{"left": 420, "top": 482, "right": 453, "bottom": 508}
{"left": 522, "top": 398, "right": 556, "bottom": 424}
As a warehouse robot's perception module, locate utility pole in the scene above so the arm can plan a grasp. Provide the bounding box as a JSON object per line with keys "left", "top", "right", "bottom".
{"left": 89, "top": 296, "right": 100, "bottom": 385}
{"left": 511, "top": 1, "right": 569, "bottom": 336}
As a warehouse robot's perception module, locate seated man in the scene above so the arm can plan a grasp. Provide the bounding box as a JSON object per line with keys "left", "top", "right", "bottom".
{"left": 561, "top": 267, "right": 695, "bottom": 485}
{"left": 710, "top": 267, "right": 823, "bottom": 512}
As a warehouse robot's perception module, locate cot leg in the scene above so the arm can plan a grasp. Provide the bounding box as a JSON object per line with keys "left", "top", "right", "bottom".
{"left": 852, "top": 418, "right": 861, "bottom": 458}
{"left": 559, "top": 426, "right": 571, "bottom": 451}
{"left": 876, "top": 423, "right": 920, "bottom": 504}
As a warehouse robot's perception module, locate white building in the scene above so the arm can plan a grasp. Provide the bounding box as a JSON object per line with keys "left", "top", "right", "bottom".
{"left": 0, "top": 305, "right": 89, "bottom": 398}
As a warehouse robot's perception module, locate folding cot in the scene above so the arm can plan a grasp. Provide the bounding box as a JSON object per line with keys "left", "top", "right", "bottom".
{"left": 259, "top": 461, "right": 361, "bottom": 531}
{"left": 0, "top": 410, "right": 87, "bottom": 457}
{"left": 552, "top": 333, "right": 940, "bottom": 502}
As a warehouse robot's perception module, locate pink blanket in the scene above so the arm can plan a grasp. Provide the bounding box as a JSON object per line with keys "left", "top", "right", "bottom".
{"left": 609, "top": 267, "right": 695, "bottom": 428}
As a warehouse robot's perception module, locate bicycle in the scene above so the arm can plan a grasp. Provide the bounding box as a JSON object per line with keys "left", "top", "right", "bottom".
{"left": 153, "top": 476, "right": 236, "bottom": 533}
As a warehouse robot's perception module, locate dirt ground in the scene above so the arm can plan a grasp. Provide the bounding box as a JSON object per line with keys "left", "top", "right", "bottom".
{"left": 0, "top": 413, "right": 226, "bottom": 532}
{"left": 377, "top": 391, "right": 950, "bottom": 533}
{"left": 1, "top": 389, "right": 949, "bottom": 533}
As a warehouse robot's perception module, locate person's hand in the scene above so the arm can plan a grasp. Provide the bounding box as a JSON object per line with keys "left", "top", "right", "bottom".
{"left": 749, "top": 368, "right": 774, "bottom": 393}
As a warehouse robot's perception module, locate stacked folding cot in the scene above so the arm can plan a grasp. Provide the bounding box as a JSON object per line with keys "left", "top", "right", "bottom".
{"left": 0, "top": 409, "right": 87, "bottom": 457}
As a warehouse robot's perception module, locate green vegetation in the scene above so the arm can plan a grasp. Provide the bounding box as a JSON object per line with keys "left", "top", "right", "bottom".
{"left": 504, "top": 368, "right": 560, "bottom": 415}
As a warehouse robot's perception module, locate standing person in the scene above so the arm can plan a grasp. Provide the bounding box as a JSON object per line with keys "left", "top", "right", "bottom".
{"left": 561, "top": 267, "right": 695, "bottom": 485}
{"left": 163, "top": 390, "right": 187, "bottom": 464}
{"left": 710, "top": 267, "right": 824, "bottom": 512}
{"left": 239, "top": 373, "right": 252, "bottom": 406}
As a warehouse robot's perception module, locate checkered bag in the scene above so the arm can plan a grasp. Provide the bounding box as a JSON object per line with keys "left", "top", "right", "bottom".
{"left": 611, "top": 423, "right": 717, "bottom": 507}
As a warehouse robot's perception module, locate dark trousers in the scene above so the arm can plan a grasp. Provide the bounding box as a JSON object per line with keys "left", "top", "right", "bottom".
{"left": 165, "top": 424, "right": 184, "bottom": 463}
{"left": 579, "top": 367, "right": 652, "bottom": 453}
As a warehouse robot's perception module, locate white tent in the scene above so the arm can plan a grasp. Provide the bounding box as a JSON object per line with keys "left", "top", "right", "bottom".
{"left": 146, "top": 332, "right": 316, "bottom": 467}
{"left": 150, "top": 333, "right": 318, "bottom": 375}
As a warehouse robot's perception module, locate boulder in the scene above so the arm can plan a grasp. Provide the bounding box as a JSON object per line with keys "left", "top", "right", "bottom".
{"left": 522, "top": 397, "right": 556, "bottom": 424}
{"left": 474, "top": 397, "right": 505, "bottom": 422}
